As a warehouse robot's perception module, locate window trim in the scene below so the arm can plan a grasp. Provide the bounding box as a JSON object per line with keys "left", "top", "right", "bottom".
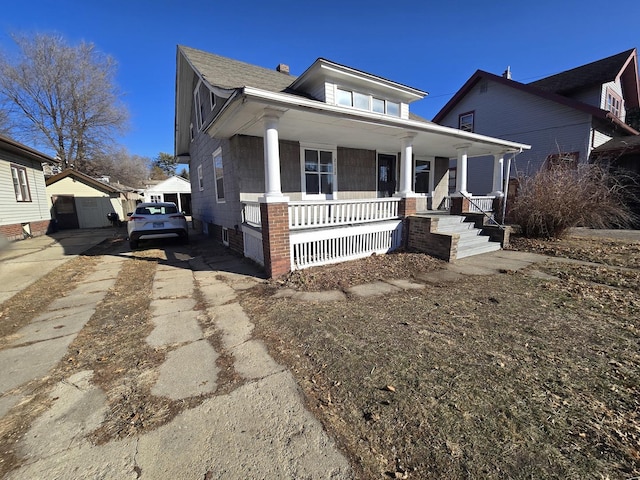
{"left": 197, "top": 164, "right": 204, "bottom": 191}
{"left": 300, "top": 143, "right": 337, "bottom": 200}
{"left": 605, "top": 88, "right": 623, "bottom": 118}
{"left": 213, "top": 147, "right": 225, "bottom": 203}
{"left": 11, "top": 164, "right": 32, "bottom": 202}
{"left": 458, "top": 111, "right": 474, "bottom": 132}
{"left": 210, "top": 90, "right": 216, "bottom": 111}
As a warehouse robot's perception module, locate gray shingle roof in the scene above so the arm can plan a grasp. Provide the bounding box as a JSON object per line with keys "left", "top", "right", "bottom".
{"left": 179, "top": 45, "right": 296, "bottom": 92}
{"left": 529, "top": 49, "right": 635, "bottom": 94}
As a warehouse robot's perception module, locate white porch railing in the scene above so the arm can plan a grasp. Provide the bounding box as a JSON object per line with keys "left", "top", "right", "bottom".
{"left": 290, "top": 220, "right": 403, "bottom": 270}
{"left": 439, "top": 196, "right": 495, "bottom": 213}
{"left": 289, "top": 198, "right": 400, "bottom": 229}
{"left": 241, "top": 202, "right": 262, "bottom": 228}
{"left": 467, "top": 196, "right": 495, "bottom": 213}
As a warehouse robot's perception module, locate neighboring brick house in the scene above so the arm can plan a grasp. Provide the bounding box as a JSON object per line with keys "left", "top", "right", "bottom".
{"left": 433, "top": 49, "right": 640, "bottom": 195}
{"left": 0, "top": 134, "right": 59, "bottom": 240}
{"left": 175, "top": 46, "right": 530, "bottom": 277}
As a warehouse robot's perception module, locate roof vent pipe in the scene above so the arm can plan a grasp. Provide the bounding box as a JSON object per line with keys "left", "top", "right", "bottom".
{"left": 276, "top": 63, "right": 290, "bottom": 74}
{"left": 502, "top": 66, "right": 512, "bottom": 79}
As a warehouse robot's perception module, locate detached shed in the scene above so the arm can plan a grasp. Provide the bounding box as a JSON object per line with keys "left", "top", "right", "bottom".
{"left": 143, "top": 176, "right": 191, "bottom": 214}
{"left": 46, "top": 169, "right": 140, "bottom": 229}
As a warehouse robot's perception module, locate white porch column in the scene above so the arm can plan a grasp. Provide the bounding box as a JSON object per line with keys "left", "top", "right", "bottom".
{"left": 262, "top": 109, "right": 285, "bottom": 201}
{"left": 453, "top": 144, "right": 470, "bottom": 196}
{"left": 490, "top": 152, "right": 505, "bottom": 197}
{"left": 397, "top": 133, "right": 417, "bottom": 197}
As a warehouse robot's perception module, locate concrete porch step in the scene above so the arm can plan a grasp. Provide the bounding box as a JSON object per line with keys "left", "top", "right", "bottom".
{"left": 431, "top": 214, "right": 502, "bottom": 260}
{"left": 456, "top": 241, "right": 501, "bottom": 259}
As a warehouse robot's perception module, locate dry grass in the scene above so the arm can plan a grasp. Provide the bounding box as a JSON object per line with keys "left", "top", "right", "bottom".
{"left": 242, "top": 235, "right": 640, "bottom": 479}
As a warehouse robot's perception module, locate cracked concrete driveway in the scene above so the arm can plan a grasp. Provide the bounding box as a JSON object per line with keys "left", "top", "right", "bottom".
{"left": 0, "top": 232, "right": 351, "bottom": 479}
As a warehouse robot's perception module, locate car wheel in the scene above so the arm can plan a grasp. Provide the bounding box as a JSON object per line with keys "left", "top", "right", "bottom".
{"left": 129, "top": 239, "right": 138, "bottom": 249}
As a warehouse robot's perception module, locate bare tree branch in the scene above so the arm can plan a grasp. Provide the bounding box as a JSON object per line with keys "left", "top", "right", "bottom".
{"left": 0, "top": 32, "right": 129, "bottom": 170}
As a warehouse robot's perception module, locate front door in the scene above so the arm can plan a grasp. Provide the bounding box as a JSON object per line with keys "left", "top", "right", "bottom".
{"left": 377, "top": 154, "right": 396, "bottom": 197}
{"left": 52, "top": 195, "right": 79, "bottom": 229}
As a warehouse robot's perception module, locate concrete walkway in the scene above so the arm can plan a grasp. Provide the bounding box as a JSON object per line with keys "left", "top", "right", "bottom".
{"left": 1, "top": 235, "right": 351, "bottom": 479}
{"left": 0, "top": 228, "right": 119, "bottom": 304}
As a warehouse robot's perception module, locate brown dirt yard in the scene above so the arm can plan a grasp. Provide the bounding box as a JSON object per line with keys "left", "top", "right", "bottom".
{"left": 240, "top": 233, "right": 640, "bottom": 479}
{"left": 1, "top": 233, "right": 638, "bottom": 479}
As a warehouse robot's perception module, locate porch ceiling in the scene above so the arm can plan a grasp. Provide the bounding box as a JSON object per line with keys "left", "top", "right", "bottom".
{"left": 207, "top": 89, "right": 530, "bottom": 158}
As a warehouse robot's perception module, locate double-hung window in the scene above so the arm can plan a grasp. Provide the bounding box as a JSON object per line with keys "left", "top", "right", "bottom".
{"left": 213, "top": 148, "right": 225, "bottom": 202}
{"left": 302, "top": 145, "right": 336, "bottom": 198}
{"left": 11, "top": 165, "right": 31, "bottom": 202}
{"left": 606, "top": 89, "right": 622, "bottom": 118}
{"left": 459, "top": 112, "right": 474, "bottom": 132}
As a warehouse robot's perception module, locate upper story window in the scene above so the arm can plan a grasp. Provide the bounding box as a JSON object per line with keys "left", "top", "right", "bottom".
{"left": 459, "top": 112, "right": 474, "bottom": 132}
{"left": 605, "top": 89, "right": 622, "bottom": 118}
{"left": 213, "top": 148, "right": 225, "bottom": 202}
{"left": 335, "top": 87, "right": 400, "bottom": 117}
{"left": 11, "top": 165, "right": 32, "bottom": 202}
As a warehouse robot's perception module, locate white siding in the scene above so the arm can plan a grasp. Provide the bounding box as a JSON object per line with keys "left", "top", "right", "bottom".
{"left": 592, "top": 129, "right": 613, "bottom": 149}
{"left": 400, "top": 103, "right": 409, "bottom": 120}
{"left": 0, "top": 157, "right": 50, "bottom": 226}
{"left": 438, "top": 79, "right": 592, "bottom": 192}
{"left": 601, "top": 80, "right": 626, "bottom": 120}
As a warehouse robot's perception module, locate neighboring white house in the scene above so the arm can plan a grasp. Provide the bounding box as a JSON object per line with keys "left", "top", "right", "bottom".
{"left": 0, "top": 134, "right": 59, "bottom": 240}
{"left": 46, "top": 169, "right": 140, "bottom": 229}
{"left": 143, "top": 175, "right": 192, "bottom": 214}
{"left": 433, "top": 48, "right": 640, "bottom": 194}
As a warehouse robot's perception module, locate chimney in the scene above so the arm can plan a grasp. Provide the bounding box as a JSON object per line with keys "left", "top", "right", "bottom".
{"left": 276, "top": 63, "right": 290, "bottom": 75}
{"left": 502, "top": 66, "right": 512, "bottom": 80}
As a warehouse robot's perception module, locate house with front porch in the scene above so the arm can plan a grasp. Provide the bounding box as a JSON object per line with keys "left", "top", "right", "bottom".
{"left": 175, "top": 46, "right": 530, "bottom": 277}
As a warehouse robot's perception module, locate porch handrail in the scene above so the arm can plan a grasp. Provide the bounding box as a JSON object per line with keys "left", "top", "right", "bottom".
{"left": 241, "top": 201, "right": 262, "bottom": 228}
{"left": 289, "top": 198, "right": 400, "bottom": 229}
{"left": 460, "top": 192, "right": 505, "bottom": 230}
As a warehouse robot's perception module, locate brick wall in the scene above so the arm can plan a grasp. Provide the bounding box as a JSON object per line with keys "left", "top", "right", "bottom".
{"left": 260, "top": 201, "right": 291, "bottom": 278}
{"left": 407, "top": 216, "right": 458, "bottom": 262}
{"left": 228, "top": 227, "right": 244, "bottom": 255}
{"left": 450, "top": 196, "right": 470, "bottom": 215}
{"left": 0, "top": 220, "right": 52, "bottom": 241}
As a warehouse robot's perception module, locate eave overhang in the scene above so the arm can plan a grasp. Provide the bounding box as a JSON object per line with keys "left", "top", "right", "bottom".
{"left": 206, "top": 87, "right": 530, "bottom": 159}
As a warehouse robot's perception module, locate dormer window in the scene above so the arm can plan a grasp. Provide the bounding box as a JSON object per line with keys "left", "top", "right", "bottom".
{"left": 335, "top": 87, "right": 400, "bottom": 117}
{"left": 606, "top": 89, "right": 622, "bottom": 118}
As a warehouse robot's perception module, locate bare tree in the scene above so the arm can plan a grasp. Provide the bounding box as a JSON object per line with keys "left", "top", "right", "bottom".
{"left": 87, "top": 147, "right": 150, "bottom": 187}
{"left": 0, "top": 33, "right": 129, "bottom": 170}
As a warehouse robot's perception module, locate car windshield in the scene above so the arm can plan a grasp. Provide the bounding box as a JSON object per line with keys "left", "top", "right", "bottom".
{"left": 136, "top": 205, "right": 178, "bottom": 215}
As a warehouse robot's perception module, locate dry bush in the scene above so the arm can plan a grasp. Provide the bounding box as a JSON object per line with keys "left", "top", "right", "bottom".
{"left": 509, "top": 162, "right": 637, "bottom": 238}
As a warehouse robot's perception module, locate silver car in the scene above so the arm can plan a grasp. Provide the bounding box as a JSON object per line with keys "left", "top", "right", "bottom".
{"left": 127, "top": 202, "right": 188, "bottom": 249}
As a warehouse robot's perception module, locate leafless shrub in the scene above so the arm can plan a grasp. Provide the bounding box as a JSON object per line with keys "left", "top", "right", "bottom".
{"left": 509, "top": 162, "right": 638, "bottom": 238}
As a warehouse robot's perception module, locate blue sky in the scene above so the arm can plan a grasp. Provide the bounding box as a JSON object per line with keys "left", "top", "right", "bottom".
{"left": 2, "top": 0, "right": 639, "bottom": 161}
